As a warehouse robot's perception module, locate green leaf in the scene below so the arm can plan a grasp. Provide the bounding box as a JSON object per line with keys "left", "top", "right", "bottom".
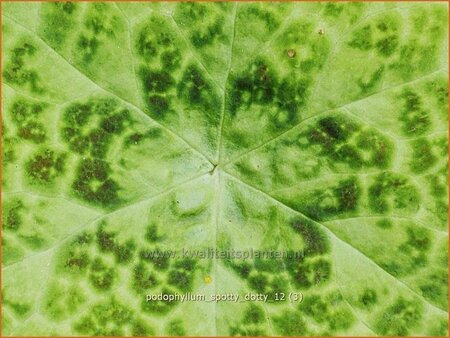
{"left": 2, "top": 2, "right": 448, "bottom": 336}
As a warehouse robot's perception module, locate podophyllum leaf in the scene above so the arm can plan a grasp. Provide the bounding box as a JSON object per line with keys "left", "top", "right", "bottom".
{"left": 1, "top": 2, "right": 448, "bottom": 336}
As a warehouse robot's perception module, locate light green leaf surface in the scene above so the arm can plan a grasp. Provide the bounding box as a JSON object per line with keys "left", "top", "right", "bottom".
{"left": 2, "top": 2, "right": 448, "bottom": 336}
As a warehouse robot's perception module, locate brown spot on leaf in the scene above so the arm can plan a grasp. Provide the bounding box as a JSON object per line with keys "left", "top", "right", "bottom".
{"left": 287, "top": 49, "right": 296, "bottom": 58}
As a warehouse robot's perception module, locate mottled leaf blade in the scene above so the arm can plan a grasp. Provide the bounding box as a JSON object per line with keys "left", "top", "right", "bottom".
{"left": 1, "top": 2, "right": 448, "bottom": 337}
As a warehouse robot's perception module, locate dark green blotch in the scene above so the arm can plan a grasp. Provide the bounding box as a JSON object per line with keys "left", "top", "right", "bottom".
{"left": 241, "top": 5, "right": 280, "bottom": 32}
{"left": 328, "top": 307, "right": 354, "bottom": 331}
{"left": 140, "top": 68, "right": 175, "bottom": 93}
{"left": 89, "top": 257, "right": 116, "bottom": 291}
{"left": 253, "top": 256, "right": 284, "bottom": 273}
{"left": 430, "top": 319, "right": 449, "bottom": 336}
{"left": 95, "top": 224, "right": 135, "bottom": 263}
{"left": 26, "top": 148, "right": 66, "bottom": 184}
{"left": 331, "top": 144, "right": 363, "bottom": 169}
{"left": 376, "top": 15, "right": 399, "bottom": 33}
{"left": 96, "top": 224, "right": 116, "bottom": 252}
{"left": 375, "top": 35, "right": 398, "bottom": 56}
{"left": 123, "top": 133, "right": 143, "bottom": 147}
{"left": 334, "top": 177, "right": 360, "bottom": 212}
{"left": 56, "top": 1, "right": 76, "bottom": 14}
{"left": 403, "top": 226, "right": 431, "bottom": 251}
{"left": 357, "top": 65, "right": 384, "bottom": 93}
{"left": 368, "top": 172, "right": 419, "bottom": 213}
{"left": 228, "top": 75, "right": 252, "bottom": 114}
{"left": 177, "top": 2, "right": 207, "bottom": 21}
{"left": 167, "top": 258, "right": 197, "bottom": 291}
{"left": 72, "top": 158, "right": 121, "bottom": 209}
{"left": 160, "top": 49, "right": 181, "bottom": 71}
{"left": 3, "top": 199, "right": 24, "bottom": 231}
{"left": 8, "top": 301, "right": 31, "bottom": 317}
{"left": 74, "top": 298, "right": 134, "bottom": 335}
{"left": 390, "top": 39, "right": 438, "bottom": 80}
{"left": 312, "top": 258, "right": 331, "bottom": 285}
{"left": 178, "top": 64, "right": 219, "bottom": 116}
{"left": 243, "top": 304, "right": 265, "bottom": 324}
{"left": 324, "top": 3, "right": 344, "bottom": 17}
{"left": 356, "top": 131, "right": 392, "bottom": 168}
{"left": 64, "top": 250, "right": 90, "bottom": 272}
{"left": 399, "top": 90, "right": 431, "bottom": 136}
{"left": 18, "top": 120, "right": 47, "bottom": 143}
{"left": 2, "top": 130, "right": 16, "bottom": 164}
{"left": 114, "top": 239, "right": 136, "bottom": 264}
{"left": 229, "top": 326, "right": 264, "bottom": 336}
{"left": 73, "top": 317, "right": 96, "bottom": 335}
{"left": 302, "top": 291, "right": 353, "bottom": 332}
{"left": 400, "top": 90, "right": 422, "bottom": 111}
{"left": 277, "top": 78, "right": 305, "bottom": 113}
{"left": 166, "top": 319, "right": 186, "bottom": 336}
{"left": 376, "top": 219, "right": 392, "bottom": 229}
{"left": 131, "top": 263, "right": 159, "bottom": 293}
{"left": 20, "top": 233, "right": 46, "bottom": 249}
{"left": 141, "top": 287, "right": 178, "bottom": 314}
{"left": 272, "top": 77, "right": 308, "bottom": 128}
{"left": 173, "top": 257, "right": 196, "bottom": 271}
{"left": 190, "top": 18, "right": 224, "bottom": 48}
{"left": 132, "top": 319, "right": 154, "bottom": 336}
{"left": 229, "top": 60, "right": 278, "bottom": 115}
{"left": 41, "top": 2, "right": 79, "bottom": 48}
{"left": 145, "top": 223, "right": 162, "bottom": 242}
{"left": 425, "top": 77, "right": 448, "bottom": 108}
{"left": 269, "top": 276, "right": 289, "bottom": 298}
{"left": 307, "top": 116, "right": 391, "bottom": 170}
{"left": 61, "top": 126, "right": 87, "bottom": 153}
{"left": 433, "top": 200, "right": 448, "bottom": 224}
{"left": 385, "top": 226, "right": 430, "bottom": 275}
{"left": 375, "top": 297, "right": 423, "bottom": 336}
{"left": 100, "top": 109, "right": 131, "bottom": 134}
{"left": 348, "top": 25, "right": 372, "bottom": 51}
{"left": 311, "top": 116, "right": 352, "bottom": 145}
{"left": 147, "top": 95, "right": 170, "bottom": 117}
{"left": 63, "top": 102, "right": 92, "bottom": 126}
{"left": 3, "top": 291, "right": 31, "bottom": 318}
{"left": 62, "top": 98, "right": 127, "bottom": 157}
{"left": 301, "top": 294, "right": 328, "bottom": 322}
{"left": 139, "top": 248, "right": 170, "bottom": 271}
{"left": 42, "top": 282, "right": 85, "bottom": 322}
{"left": 85, "top": 5, "right": 114, "bottom": 36}
{"left": 75, "top": 232, "right": 93, "bottom": 244}
{"left": 167, "top": 269, "right": 192, "bottom": 291}
{"left": 289, "top": 258, "right": 331, "bottom": 289}
{"left": 230, "top": 260, "right": 253, "bottom": 278}
{"left": 3, "top": 42, "right": 43, "bottom": 92}
{"left": 87, "top": 130, "right": 110, "bottom": 158}
{"left": 136, "top": 30, "right": 157, "bottom": 59}
{"left": 176, "top": 3, "right": 225, "bottom": 48}
{"left": 273, "top": 310, "right": 307, "bottom": 335}
{"left": 302, "top": 177, "right": 361, "bottom": 219}
{"left": 409, "top": 138, "right": 437, "bottom": 173}
{"left": 77, "top": 35, "right": 100, "bottom": 62}
{"left": 135, "top": 16, "right": 178, "bottom": 60}
{"left": 10, "top": 99, "right": 47, "bottom": 143}
{"left": 359, "top": 288, "right": 378, "bottom": 308}
{"left": 123, "top": 128, "right": 162, "bottom": 148}
{"left": 419, "top": 269, "right": 447, "bottom": 308}
{"left": 283, "top": 253, "right": 302, "bottom": 270}
{"left": 291, "top": 218, "right": 329, "bottom": 256}
{"left": 248, "top": 272, "right": 269, "bottom": 293}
